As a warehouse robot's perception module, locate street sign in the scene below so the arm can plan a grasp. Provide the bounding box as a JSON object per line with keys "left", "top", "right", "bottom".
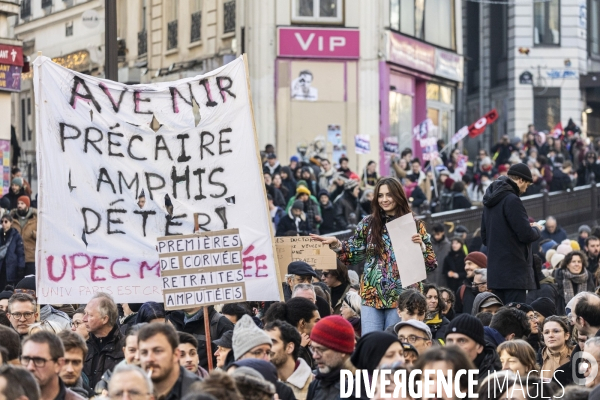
{"left": 0, "top": 44, "right": 23, "bottom": 66}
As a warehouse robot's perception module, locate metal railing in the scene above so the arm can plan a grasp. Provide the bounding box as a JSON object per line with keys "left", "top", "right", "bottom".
{"left": 329, "top": 182, "right": 600, "bottom": 240}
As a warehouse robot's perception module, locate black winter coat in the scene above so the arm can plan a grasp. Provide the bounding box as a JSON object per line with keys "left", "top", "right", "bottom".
{"left": 0, "top": 227, "right": 25, "bottom": 283}
{"left": 276, "top": 212, "right": 310, "bottom": 237}
{"left": 443, "top": 249, "right": 466, "bottom": 292}
{"left": 168, "top": 306, "right": 234, "bottom": 370}
{"left": 481, "top": 176, "right": 540, "bottom": 290}
{"left": 333, "top": 191, "right": 362, "bottom": 230}
{"left": 451, "top": 192, "right": 472, "bottom": 210}
{"left": 84, "top": 325, "right": 125, "bottom": 388}
{"left": 454, "top": 279, "right": 477, "bottom": 315}
{"left": 318, "top": 202, "right": 336, "bottom": 235}
{"left": 475, "top": 343, "right": 502, "bottom": 382}
{"left": 549, "top": 169, "right": 572, "bottom": 192}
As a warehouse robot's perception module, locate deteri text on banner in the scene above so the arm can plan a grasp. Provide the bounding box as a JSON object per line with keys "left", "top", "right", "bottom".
{"left": 157, "top": 229, "right": 246, "bottom": 310}
{"left": 275, "top": 236, "right": 336, "bottom": 282}
{"left": 33, "top": 55, "right": 282, "bottom": 303}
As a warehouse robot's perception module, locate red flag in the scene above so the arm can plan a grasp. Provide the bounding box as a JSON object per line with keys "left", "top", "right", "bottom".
{"left": 468, "top": 109, "right": 499, "bottom": 138}
{"left": 551, "top": 122, "right": 563, "bottom": 139}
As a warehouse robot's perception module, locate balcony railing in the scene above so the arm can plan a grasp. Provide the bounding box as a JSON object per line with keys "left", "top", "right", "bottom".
{"left": 191, "top": 11, "right": 202, "bottom": 42}
{"left": 167, "top": 20, "right": 178, "bottom": 50}
{"left": 138, "top": 30, "right": 147, "bottom": 56}
{"left": 223, "top": 0, "right": 235, "bottom": 34}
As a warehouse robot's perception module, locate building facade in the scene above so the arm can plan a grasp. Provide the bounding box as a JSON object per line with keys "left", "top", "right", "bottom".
{"left": 463, "top": 0, "right": 600, "bottom": 154}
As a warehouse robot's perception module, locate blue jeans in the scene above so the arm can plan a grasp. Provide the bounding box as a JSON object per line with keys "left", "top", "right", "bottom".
{"left": 361, "top": 305, "right": 401, "bottom": 335}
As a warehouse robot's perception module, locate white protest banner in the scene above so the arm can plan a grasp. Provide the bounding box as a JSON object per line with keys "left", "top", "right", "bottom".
{"left": 34, "top": 55, "right": 283, "bottom": 303}
{"left": 451, "top": 126, "right": 469, "bottom": 146}
{"left": 386, "top": 214, "right": 426, "bottom": 287}
{"left": 158, "top": 229, "right": 246, "bottom": 310}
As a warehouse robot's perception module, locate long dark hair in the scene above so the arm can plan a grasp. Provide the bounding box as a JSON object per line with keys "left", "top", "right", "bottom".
{"left": 369, "top": 177, "right": 411, "bottom": 254}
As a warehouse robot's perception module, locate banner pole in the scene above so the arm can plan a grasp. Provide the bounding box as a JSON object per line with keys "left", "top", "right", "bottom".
{"left": 195, "top": 213, "right": 214, "bottom": 371}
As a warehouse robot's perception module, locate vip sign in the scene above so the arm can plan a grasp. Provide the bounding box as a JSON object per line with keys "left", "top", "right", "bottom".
{"left": 278, "top": 27, "right": 360, "bottom": 59}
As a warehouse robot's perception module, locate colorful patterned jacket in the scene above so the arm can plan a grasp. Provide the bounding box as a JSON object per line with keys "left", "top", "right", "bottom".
{"left": 335, "top": 214, "right": 437, "bottom": 309}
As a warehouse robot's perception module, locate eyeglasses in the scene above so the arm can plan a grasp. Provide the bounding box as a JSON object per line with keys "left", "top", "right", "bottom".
{"left": 309, "top": 346, "right": 331, "bottom": 356}
{"left": 20, "top": 356, "right": 56, "bottom": 368}
{"left": 72, "top": 321, "right": 84, "bottom": 328}
{"left": 10, "top": 312, "right": 35, "bottom": 320}
{"left": 528, "top": 316, "right": 538, "bottom": 321}
{"left": 398, "top": 335, "right": 430, "bottom": 344}
{"left": 108, "top": 390, "right": 151, "bottom": 399}
{"left": 472, "top": 282, "right": 487, "bottom": 288}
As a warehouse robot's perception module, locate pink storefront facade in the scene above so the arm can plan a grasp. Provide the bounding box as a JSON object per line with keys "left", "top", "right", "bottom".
{"left": 379, "top": 31, "right": 464, "bottom": 176}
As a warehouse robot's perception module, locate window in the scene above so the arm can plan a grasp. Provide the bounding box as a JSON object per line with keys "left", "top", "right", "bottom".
{"left": 534, "top": 0, "right": 560, "bottom": 46}
{"left": 490, "top": 3, "right": 508, "bottom": 86}
{"left": 42, "top": 0, "right": 52, "bottom": 8}
{"left": 426, "top": 83, "right": 455, "bottom": 144}
{"left": 166, "top": 2, "right": 178, "bottom": 50}
{"left": 223, "top": 0, "right": 235, "bottom": 34}
{"left": 66, "top": 21, "right": 73, "bottom": 37}
{"left": 291, "top": 0, "right": 343, "bottom": 24}
{"left": 390, "top": 91, "right": 414, "bottom": 155}
{"left": 425, "top": 0, "right": 455, "bottom": 49}
{"left": 191, "top": 0, "right": 202, "bottom": 42}
{"left": 389, "top": 0, "right": 427, "bottom": 40}
{"left": 466, "top": 1, "right": 479, "bottom": 94}
{"left": 21, "top": 0, "right": 31, "bottom": 18}
{"left": 139, "top": 0, "right": 148, "bottom": 56}
{"left": 590, "top": 0, "right": 600, "bottom": 57}
{"left": 534, "top": 88, "right": 560, "bottom": 132}
{"left": 21, "top": 99, "right": 26, "bottom": 142}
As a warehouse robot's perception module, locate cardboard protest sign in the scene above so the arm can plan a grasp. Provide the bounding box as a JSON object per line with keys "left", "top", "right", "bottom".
{"left": 34, "top": 55, "right": 282, "bottom": 303}
{"left": 157, "top": 229, "right": 246, "bottom": 311}
{"left": 275, "top": 237, "right": 336, "bottom": 281}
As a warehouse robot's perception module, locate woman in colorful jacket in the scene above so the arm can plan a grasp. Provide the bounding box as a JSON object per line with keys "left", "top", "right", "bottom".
{"left": 311, "top": 177, "right": 437, "bottom": 334}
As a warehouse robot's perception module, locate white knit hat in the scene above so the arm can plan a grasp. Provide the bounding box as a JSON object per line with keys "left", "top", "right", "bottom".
{"left": 551, "top": 253, "right": 565, "bottom": 269}
{"left": 232, "top": 315, "right": 272, "bottom": 360}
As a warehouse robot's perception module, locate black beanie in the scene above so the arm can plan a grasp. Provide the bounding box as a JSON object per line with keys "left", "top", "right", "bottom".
{"left": 506, "top": 302, "right": 534, "bottom": 314}
{"left": 530, "top": 297, "right": 556, "bottom": 318}
{"left": 15, "top": 275, "right": 36, "bottom": 292}
{"left": 508, "top": 163, "right": 533, "bottom": 183}
{"left": 128, "top": 303, "right": 143, "bottom": 313}
{"left": 446, "top": 314, "right": 485, "bottom": 346}
{"left": 292, "top": 200, "right": 304, "bottom": 211}
{"left": 0, "top": 285, "right": 14, "bottom": 301}
{"left": 351, "top": 331, "right": 400, "bottom": 373}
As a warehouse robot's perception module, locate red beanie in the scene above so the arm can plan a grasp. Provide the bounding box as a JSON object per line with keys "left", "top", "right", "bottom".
{"left": 310, "top": 316, "right": 355, "bottom": 354}
{"left": 465, "top": 251, "right": 487, "bottom": 269}
{"left": 18, "top": 196, "right": 30, "bottom": 208}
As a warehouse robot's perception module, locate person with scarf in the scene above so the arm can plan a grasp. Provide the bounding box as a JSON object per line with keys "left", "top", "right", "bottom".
{"left": 539, "top": 316, "right": 573, "bottom": 382}
{"left": 0, "top": 215, "right": 25, "bottom": 288}
{"left": 311, "top": 177, "right": 437, "bottom": 334}
{"left": 554, "top": 250, "right": 595, "bottom": 313}
{"left": 423, "top": 284, "right": 450, "bottom": 342}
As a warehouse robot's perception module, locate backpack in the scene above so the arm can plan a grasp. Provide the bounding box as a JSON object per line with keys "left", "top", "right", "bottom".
{"left": 440, "top": 191, "right": 455, "bottom": 212}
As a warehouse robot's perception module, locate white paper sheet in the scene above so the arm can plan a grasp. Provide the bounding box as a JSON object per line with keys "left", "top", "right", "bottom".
{"left": 386, "top": 213, "right": 427, "bottom": 287}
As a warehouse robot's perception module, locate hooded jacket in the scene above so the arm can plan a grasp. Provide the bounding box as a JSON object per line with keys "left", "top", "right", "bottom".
{"left": 481, "top": 176, "right": 540, "bottom": 290}
{"left": 471, "top": 292, "right": 503, "bottom": 316}
{"left": 484, "top": 326, "right": 506, "bottom": 347}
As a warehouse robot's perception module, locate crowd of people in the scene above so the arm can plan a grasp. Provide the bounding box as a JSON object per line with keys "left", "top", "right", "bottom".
{"left": 267, "top": 124, "right": 600, "bottom": 238}
{"left": 2, "top": 127, "right": 600, "bottom": 400}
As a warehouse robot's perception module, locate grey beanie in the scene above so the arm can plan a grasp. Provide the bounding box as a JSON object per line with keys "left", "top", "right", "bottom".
{"left": 579, "top": 225, "right": 592, "bottom": 235}
{"left": 232, "top": 315, "right": 272, "bottom": 360}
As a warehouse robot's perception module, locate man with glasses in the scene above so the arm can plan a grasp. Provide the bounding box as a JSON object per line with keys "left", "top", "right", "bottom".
{"left": 138, "top": 323, "right": 199, "bottom": 400}
{"left": 108, "top": 364, "right": 155, "bottom": 400}
{"left": 482, "top": 163, "right": 543, "bottom": 304}
{"left": 70, "top": 307, "right": 88, "bottom": 340}
{"left": 393, "top": 320, "right": 432, "bottom": 358}
{"left": 283, "top": 261, "right": 318, "bottom": 301}
{"left": 472, "top": 269, "right": 490, "bottom": 294}
{"left": 6, "top": 293, "right": 37, "bottom": 338}
{"left": 306, "top": 316, "right": 356, "bottom": 400}
{"left": 232, "top": 315, "right": 273, "bottom": 362}
{"left": 21, "top": 331, "right": 85, "bottom": 400}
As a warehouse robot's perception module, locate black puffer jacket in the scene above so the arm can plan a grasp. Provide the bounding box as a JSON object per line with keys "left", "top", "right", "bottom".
{"left": 481, "top": 176, "right": 540, "bottom": 290}
{"left": 168, "top": 306, "right": 234, "bottom": 370}
{"left": 84, "top": 325, "right": 124, "bottom": 388}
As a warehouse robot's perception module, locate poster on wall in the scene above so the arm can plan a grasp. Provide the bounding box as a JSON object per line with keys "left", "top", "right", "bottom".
{"left": 33, "top": 55, "right": 282, "bottom": 304}
{"left": 0, "top": 140, "right": 9, "bottom": 195}
{"left": 354, "top": 135, "right": 370, "bottom": 154}
{"left": 327, "top": 124, "right": 346, "bottom": 165}
{"left": 291, "top": 70, "right": 318, "bottom": 101}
